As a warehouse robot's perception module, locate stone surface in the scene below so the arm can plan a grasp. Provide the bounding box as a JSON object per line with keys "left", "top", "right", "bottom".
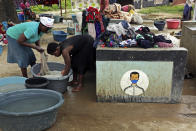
{"left": 96, "top": 47, "right": 188, "bottom": 103}
{"left": 181, "top": 21, "right": 196, "bottom": 75}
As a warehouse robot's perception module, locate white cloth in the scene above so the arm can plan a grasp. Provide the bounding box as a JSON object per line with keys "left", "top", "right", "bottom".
{"left": 193, "top": 2, "right": 196, "bottom": 20}
{"left": 40, "top": 17, "right": 54, "bottom": 27}
{"left": 88, "top": 23, "right": 96, "bottom": 39}
{"left": 76, "top": 12, "right": 83, "bottom": 31}
{"left": 107, "top": 22, "right": 127, "bottom": 36}
{"left": 120, "top": 39, "right": 137, "bottom": 46}
{"left": 186, "top": 0, "right": 194, "bottom": 7}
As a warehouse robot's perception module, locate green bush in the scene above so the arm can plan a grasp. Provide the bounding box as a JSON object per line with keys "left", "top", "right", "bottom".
{"left": 31, "top": 0, "right": 72, "bottom": 14}
{"left": 138, "top": 5, "right": 187, "bottom": 14}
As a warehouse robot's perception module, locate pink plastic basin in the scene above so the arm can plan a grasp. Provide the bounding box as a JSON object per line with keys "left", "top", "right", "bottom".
{"left": 166, "top": 19, "right": 180, "bottom": 29}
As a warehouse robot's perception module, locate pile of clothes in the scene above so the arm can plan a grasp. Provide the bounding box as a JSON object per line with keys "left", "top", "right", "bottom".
{"left": 103, "top": 3, "right": 143, "bottom": 25}
{"left": 0, "top": 21, "right": 14, "bottom": 55}
{"left": 14, "top": 0, "right": 37, "bottom": 9}
{"left": 81, "top": 6, "right": 110, "bottom": 40}
{"left": 20, "top": 1, "right": 36, "bottom": 21}
{"left": 94, "top": 21, "right": 176, "bottom": 49}
{"left": 36, "top": 0, "right": 59, "bottom": 6}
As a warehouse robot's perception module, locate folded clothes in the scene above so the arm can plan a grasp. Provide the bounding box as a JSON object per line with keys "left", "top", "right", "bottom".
{"left": 157, "top": 42, "right": 173, "bottom": 48}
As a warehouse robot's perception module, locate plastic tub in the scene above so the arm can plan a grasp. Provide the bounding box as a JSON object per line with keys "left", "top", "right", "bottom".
{"left": 59, "top": 17, "right": 64, "bottom": 22}
{"left": 53, "top": 15, "right": 60, "bottom": 23}
{"left": 0, "top": 76, "right": 27, "bottom": 93}
{"left": 39, "top": 14, "right": 53, "bottom": 18}
{"left": 52, "top": 31, "right": 68, "bottom": 42}
{"left": 25, "top": 77, "right": 49, "bottom": 89}
{"left": 67, "top": 27, "right": 75, "bottom": 35}
{"left": 17, "top": 14, "right": 24, "bottom": 22}
{"left": 31, "top": 62, "right": 72, "bottom": 93}
{"left": 0, "top": 45, "right": 2, "bottom": 55}
{"left": 72, "top": 14, "right": 78, "bottom": 23}
{"left": 166, "top": 19, "right": 180, "bottom": 29}
{"left": 154, "top": 20, "right": 165, "bottom": 31}
{"left": 0, "top": 89, "right": 64, "bottom": 131}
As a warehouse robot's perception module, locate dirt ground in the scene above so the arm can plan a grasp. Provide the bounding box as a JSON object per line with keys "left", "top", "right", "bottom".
{"left": 0, "top": 12, "right": 196, "bottom": 131}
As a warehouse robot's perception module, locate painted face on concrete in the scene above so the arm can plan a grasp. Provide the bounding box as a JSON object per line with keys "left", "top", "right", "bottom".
{"left": 130, "top": 74, "right": 139, "bottom": 84}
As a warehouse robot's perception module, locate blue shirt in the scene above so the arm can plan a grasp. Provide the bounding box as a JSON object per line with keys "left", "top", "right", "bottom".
{"left": 6, "top": 22, "right": 43, "bottom": 43}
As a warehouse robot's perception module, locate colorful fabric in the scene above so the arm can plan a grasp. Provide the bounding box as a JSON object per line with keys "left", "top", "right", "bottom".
{"left": 122, "top": 5, "right": 129, "bottom": 12}
{"left": 36, "top": 0, "right": 59, "bottom": 6}
{"left": 6, "top": 22, "right": 43, "bottom": 43}
{"left": 15, "top": 0, "right": 37, "bottom": 9}
{"left": 86, "top": 7, "right": 99, "bottom": 22}
{"left": 157, "top": 42, "right": 173, "bottom": 48}
{"left": 183, "top": 3, "right": 192, "bottom": 20}
{"left": 95, "top": 22, "right": 101, "bottom": 38}
{"left": 120, "top": 39, "right": 137, "bottom": 47}
{"left": 100, "top": 0, "right": 109, "bottom": 14}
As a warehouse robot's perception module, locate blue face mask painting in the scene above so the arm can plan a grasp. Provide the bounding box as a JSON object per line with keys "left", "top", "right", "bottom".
{"left": 131, "top": 80, "right": 138, "bottom": 84}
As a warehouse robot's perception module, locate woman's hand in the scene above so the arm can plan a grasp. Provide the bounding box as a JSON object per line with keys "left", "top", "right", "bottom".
{"left": 35, "top": 46, "right": 44, "bottom": 52}
{"left": 61, "top": 69, "right": 69, "bottom": 76}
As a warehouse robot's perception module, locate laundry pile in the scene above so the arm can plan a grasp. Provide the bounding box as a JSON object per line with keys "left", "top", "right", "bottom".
{"left": 94, "top": 21, "right": 179, "bottom": 49}
{"left": 81, "top": 6, "right": 110, "bottom": 40}
{"left": 0, "top": 21, "right": 14, "bottom": 55}
{"left": 103, "top": 3, "right": 143, "bottom": 25}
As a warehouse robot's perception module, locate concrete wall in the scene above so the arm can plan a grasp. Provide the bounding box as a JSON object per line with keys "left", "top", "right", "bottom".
{"left": 181, "top": 21, "right": 196, "bottom": 75}
{"left": 96, "top": 47, "right": 187, "bottom": 103}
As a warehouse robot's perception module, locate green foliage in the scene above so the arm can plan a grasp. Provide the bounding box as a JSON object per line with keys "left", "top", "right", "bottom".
{"left": 31, "top": 0, "right": 72, "bottom": 14}
{"left": 138, "top": 5, "right": 185, "bottom": 14}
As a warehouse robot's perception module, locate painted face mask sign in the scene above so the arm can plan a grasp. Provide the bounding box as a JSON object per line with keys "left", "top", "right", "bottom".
{"left": 120, "top": 70, "right": 149, "bottom": 96}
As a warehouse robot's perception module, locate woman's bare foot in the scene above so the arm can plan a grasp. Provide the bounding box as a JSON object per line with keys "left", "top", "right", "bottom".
{"left": 68, "top": 80, "right": 79, "bottom": 86}
{"left": 72, "top": 84, "right": 82, "bottom": 92}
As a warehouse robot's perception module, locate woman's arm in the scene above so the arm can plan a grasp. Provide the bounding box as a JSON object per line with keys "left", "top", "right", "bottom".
{"left": 61, "top": 46, "right": 73, "bottom": 76}
{"left": 35, "top": 40, "right": 40, "bottom": 46}
{"left": 17, "top": 33, "right": 44, "bottom": 52}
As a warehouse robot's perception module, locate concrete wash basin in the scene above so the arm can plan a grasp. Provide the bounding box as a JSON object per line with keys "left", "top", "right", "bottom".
{"left": 0, "top": 89, "right": 64, "bottom": 131}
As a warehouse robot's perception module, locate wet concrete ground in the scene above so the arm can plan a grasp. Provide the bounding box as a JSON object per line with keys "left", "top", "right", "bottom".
{"left": 46, "top": 70, "right": 196, "bottom": 131}
{"left": 0, "top": 42, "right": 196, "bottom": 131}
{"left": 0, "top": 27, "right": 196, "bottom": 131}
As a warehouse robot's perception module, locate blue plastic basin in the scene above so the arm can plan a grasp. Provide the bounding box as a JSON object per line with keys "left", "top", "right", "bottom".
{"left": 17, "top": 14, "right": 24, "bottom": 22}
{"left": 0, "top": 76, "right": 27, "bottom": 93}
{"left": 72, "top": 14, "right": 78, "bottom": 23}
{"left": 52, "top": 31, "right": 68, "bottom": 42}
{"left": 0, "top": 45, "right": 2, "bottom": 55}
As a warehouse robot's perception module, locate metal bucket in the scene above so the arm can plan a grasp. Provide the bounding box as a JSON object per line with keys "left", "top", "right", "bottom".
{"left": 0, "top": 89, "right": 64, "bottom": 131}
{"left": 31, "top": 62, "right": 72, "bottom": 93}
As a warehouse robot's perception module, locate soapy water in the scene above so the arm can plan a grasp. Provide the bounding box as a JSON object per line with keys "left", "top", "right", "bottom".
{"left": 41, "top": 71, "right": 62, "bottom": 79}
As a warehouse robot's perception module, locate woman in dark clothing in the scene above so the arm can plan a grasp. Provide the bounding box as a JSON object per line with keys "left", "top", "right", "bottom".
{"left": 47, "top": 35, "right": 95, "bottom": 92}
